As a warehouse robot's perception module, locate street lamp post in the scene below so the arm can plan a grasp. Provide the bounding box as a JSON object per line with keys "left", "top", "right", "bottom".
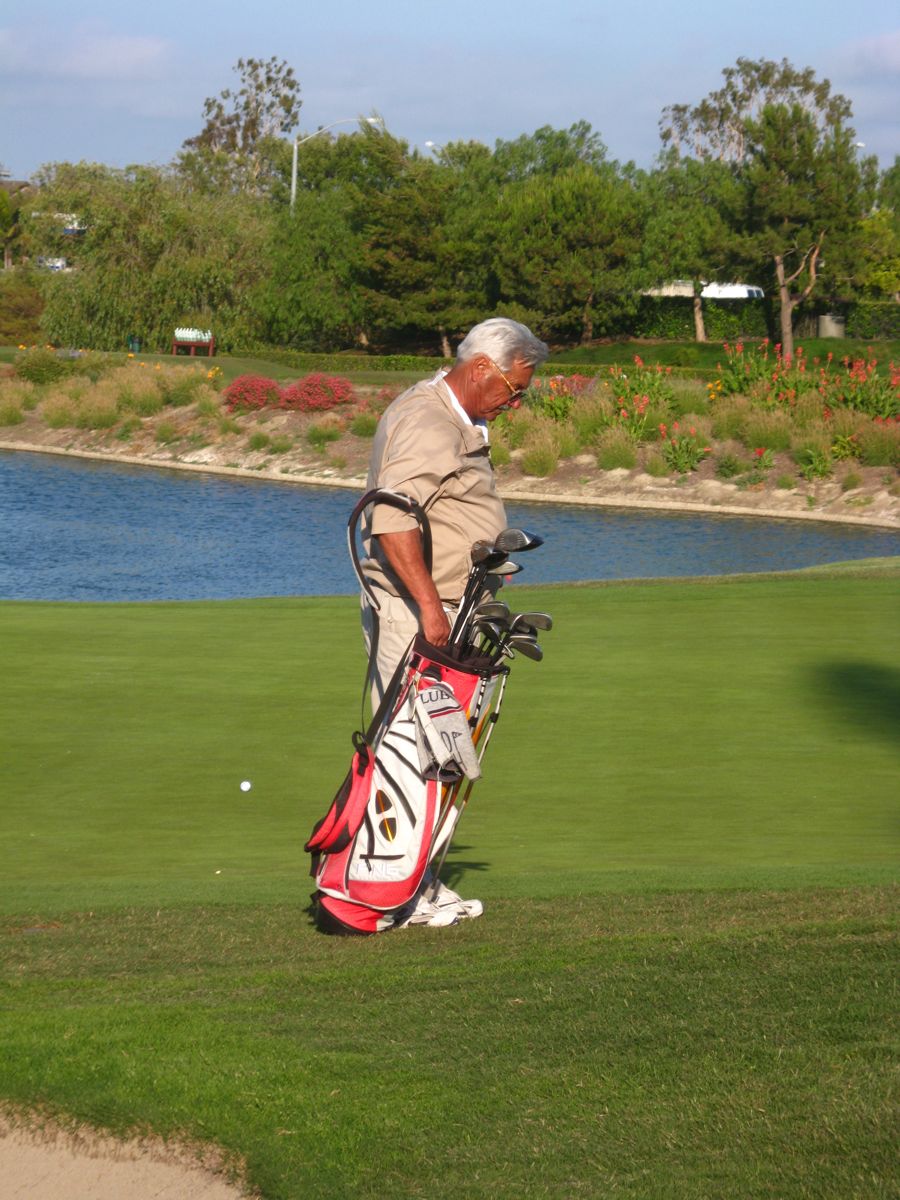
{"left": 290, "top": 117, "right": 382, "bottom": 212}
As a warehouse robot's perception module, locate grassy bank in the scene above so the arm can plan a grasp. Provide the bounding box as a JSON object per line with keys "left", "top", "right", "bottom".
{"left": 2, "top": 569, "right": 898, "bottom": 1197}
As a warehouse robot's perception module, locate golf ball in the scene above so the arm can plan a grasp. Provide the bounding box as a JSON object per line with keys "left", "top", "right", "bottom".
{"left": 240, "top": 780, "right": 252, "bottom": 792}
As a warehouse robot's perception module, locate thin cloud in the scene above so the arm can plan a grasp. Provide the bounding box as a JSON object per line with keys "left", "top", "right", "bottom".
{"left": 61, "top": 32, "right": 170, "bottom": 81}
{"left": 0, "top": 24, "right": 172, "bottom": 82}
{"left": 836, "top": 28, "right": 900, "bottom": 79}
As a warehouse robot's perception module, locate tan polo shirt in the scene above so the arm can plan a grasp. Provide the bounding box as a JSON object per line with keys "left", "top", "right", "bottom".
{"left": 362, "top": 374, "right": 507, "bottom": 602}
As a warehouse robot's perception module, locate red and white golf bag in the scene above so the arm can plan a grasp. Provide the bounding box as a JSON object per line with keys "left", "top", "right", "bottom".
{"left": 306, "top": 635, "right": 506, "bottom": 935}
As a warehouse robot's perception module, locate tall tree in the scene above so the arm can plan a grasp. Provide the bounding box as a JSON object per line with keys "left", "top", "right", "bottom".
{"left": 492, "top": 121, "right": 608, "bottom": 181}
{"left": 491, "top": 163, "right": 642, "bottom": 344}
{"left": 660, "top": 58, "right": 869, "bottom": 361}
{"left": 178, "top": 57, "right": 301, "bottom": 195}
{"left": 740, "top": 103, "right": 869, "bottom": 355}
{"left": 641, "top": 156, "right": 741, "bottom": 341}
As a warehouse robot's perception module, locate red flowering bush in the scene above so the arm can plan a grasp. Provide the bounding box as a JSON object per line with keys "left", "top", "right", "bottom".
{"left": 717, "top": 341, "right": 899, "bottom": 419}
{"left": 223, "top": 374, "right": 281, "bottom": 413}
{"left": 280, "top": 374, "right": 355, "bottom": 413}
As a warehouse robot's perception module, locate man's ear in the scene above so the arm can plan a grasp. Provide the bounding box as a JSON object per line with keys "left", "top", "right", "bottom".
{"left": 471, "top": 354, "right": 492, "bottom": 379}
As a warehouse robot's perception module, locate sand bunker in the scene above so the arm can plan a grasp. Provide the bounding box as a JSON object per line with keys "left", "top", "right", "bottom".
{"left": 0, "top": 1117, "right": 252, "bottom": 1199}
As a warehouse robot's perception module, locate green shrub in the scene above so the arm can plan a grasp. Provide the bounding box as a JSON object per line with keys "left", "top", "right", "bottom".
{"left": 855, "top": 420, "right": 900, "bottom": 467}
{"left": 0, "top": 379, "right": 39, "bottom": 412}
{"left": 196, "top": 394, "right": 220, "bottom": 417}
{"left": 741, "top": 411, "right": 793, "bottom": 452}
{"left": 631, "top": 297, "right": 770, "bottom": 341}
{"left": 841, "top": 471, "right": 863, "bottom": 492}
{"left": 643, "top": 450, "right": 669, "bottom": 477}
{"left": 569, "top": 393, "right": 614, "bottom": 447}
{"left": 268, "top": 435, "right": 293, "bottom": 454}
{"left": 669, "top": 378, "right": 709, "bottom": 417}
{"left": 794, "top": 445, "right": 832, "bottom": 481}
{"left": 0, "top": 271, "right": 44, "bottom": 343}
{"left": 162, "top": 371, "right": 205, "bottom": 408}
{"left": 830, "top": 433, "right": 860, "bottom": 462}
{"left": 660, "top": 423, "right": 712, "bottom": 473}
{"left": 349, "top": 411, "right": 379, "bottom": 438}
{"left": 496, "top": 409, "right": 535, "bottom": 450}
{"left": 776, "top": 473, "right": 796, "bottom": 489}
{"left": 556, "top": 422, "right": 580, "bottom": 459}
{"left": 521, "top": 431, "right": 559, "bottom": 477}
{"left": 75, "top": 400, "right": 118, "bottom": 429}
{"left": 710, "top": 395, "right": 752, "bottom": 440}
{"left": 490, "top": 440, "right": 511, "bottom": 467}
{"left": 41, "top": 399, "right": 77, "bottom": 428}
{"left": 116, "top": 417, "right": 141, "bottom": 441}
{"left": 248, "top": 431, "right": 270, "bottom": 451}
{"left": 218, "top": 416, "right": 241, "bottom": 435}
{"left": 155, "top": 420, "right": 179, "bottom": 445}
{"left": 596, "top": 426, "right": 637, "bottom": 470}
{"left": 715, "top": 453, "right": 748, "bottom": 480}
{"left": 846, "top": 300, "right": 900, "bottom": 340}
{"left": 307, "top": 421, "right": 342, "bottom": 450}
{"left": 16, "top": 348, "right": 67, "bottom": 386}
{"left": 0, "top": 400, "right": 24, "bottom": 425}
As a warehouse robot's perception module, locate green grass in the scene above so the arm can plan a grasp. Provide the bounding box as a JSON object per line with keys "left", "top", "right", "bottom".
{"left": 2, "top": 567, "right": 898, "bottom": 1198}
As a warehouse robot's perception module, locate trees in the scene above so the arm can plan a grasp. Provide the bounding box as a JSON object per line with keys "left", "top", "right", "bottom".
{"left": 29, "top": 163, "right": 271, "bottom": 350}
{"left": 660, "top": 58, "right": 871, "bottom": 361}
{"left": 641, "top": 156, "right": 741, "bottom": 341}
{"left": 0, "top": 189, "right": 16, "bottom": 270}
{"left": 179, "top": 57, "right": 301, "bottom": 195}
{"left": 491, "top": 162, "right": 643, "bottom": 344}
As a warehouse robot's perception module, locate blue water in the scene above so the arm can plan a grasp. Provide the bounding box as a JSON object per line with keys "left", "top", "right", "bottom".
{"left": 1, "top": 450, "right": 897, "bottom": 601}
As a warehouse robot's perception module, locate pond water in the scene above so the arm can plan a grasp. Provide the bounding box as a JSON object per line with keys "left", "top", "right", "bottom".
{"left": 1, "top": 450, "right": 897, "bottom": 601}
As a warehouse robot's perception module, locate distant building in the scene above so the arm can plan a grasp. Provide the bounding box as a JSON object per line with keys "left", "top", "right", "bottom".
{"left": 645, "top": 281, "right": 765, "bottom": 299}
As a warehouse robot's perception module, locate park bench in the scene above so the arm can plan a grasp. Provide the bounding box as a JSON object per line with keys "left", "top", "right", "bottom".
{"left": 171, "top": 327, "right": 215, "bottom": 357}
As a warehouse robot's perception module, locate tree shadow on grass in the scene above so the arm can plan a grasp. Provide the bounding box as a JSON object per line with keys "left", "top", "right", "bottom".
{"left": 810, "top": 661, "right": 900, "bottom": 750}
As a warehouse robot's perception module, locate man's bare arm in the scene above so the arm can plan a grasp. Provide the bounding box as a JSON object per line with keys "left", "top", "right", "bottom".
{"left": 377, "top": 530, "right": 451, "bottom": 646}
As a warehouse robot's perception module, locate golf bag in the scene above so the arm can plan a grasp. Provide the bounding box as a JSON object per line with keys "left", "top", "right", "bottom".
{"left": 305, "top": 488, "right": 507, "bottom": 936}
{"left": 306, "top": 635, "right": 506, "bottom": 934}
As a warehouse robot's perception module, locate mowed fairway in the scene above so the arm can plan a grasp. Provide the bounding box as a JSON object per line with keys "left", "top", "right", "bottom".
{"left": 2, "top": 566, "right": 898, "bottom": 1199}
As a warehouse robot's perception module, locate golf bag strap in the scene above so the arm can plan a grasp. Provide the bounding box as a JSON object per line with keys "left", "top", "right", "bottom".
{"left": 347, "top": 488, "right": 433, "bottom": 611}
{"left": 349, "top": 488, "right": 434, "bottom": 729}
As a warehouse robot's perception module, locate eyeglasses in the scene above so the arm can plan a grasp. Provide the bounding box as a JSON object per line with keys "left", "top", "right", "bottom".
{"left": 489, "top": 358, "right": 527, "bottom": 401}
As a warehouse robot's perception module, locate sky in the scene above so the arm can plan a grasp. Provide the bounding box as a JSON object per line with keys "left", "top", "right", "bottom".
{"left": 1, "top": 0, "right": 897, "bottom": 181}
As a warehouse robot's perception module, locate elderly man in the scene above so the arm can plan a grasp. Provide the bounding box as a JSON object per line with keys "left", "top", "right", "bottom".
{"left": 359, "top": 316, "right": 549, "bottom": 927}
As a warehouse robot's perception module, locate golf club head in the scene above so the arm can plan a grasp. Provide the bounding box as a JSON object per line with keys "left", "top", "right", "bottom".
{"left": 494, "top": 528, "right": 544, "bottom": 555}
{"left": 470, "top": 619, "right": 506, "bottom": 650}
{"left": 507, "top": 635, "right": 543, "bottom": 662}
{"left": 471, "top": 541, "right": 509, "bottom": 569}
{"left": 474, "top": 600, "right": 510, "bottom": 622}
{"left": 512, "top": 611, "right": 553, "bottom": 632}
{"left": 486, "top": 559, "right": 522, "bottom": 576}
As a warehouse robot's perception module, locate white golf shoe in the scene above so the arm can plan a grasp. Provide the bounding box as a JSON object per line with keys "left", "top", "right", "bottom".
{"left": 430, "top": 878, "right": 484, "bottom": 920}
{"left": 393, "top": 879, "right": 484, "bottom": 929}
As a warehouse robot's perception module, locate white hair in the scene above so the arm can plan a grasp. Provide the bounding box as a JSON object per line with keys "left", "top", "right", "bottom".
{"left": 456, "top": 317, "right": 549, "bottom": 371}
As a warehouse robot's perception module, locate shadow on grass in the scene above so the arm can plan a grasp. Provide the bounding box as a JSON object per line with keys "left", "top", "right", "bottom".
{"left": 811, "top": 661, "right": 900, "bottom": 749}
{"left": 441, "top": 846, "right": 491, "bottom": 893}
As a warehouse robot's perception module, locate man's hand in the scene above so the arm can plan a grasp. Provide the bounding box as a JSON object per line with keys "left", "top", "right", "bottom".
{"left": 377, "top": 529, "right": 451, "bottom": 646}
{"left": 420, "top": 599, "right": 451, "bottom": 646}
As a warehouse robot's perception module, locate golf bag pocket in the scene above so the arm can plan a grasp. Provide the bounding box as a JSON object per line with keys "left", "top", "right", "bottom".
{"left": 305, "top": 733, "right": 374, "bottom": 863}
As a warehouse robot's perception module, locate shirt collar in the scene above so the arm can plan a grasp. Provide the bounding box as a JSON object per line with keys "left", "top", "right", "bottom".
{"left": 431, "top": 369, "right": 489, "bottom": 442}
